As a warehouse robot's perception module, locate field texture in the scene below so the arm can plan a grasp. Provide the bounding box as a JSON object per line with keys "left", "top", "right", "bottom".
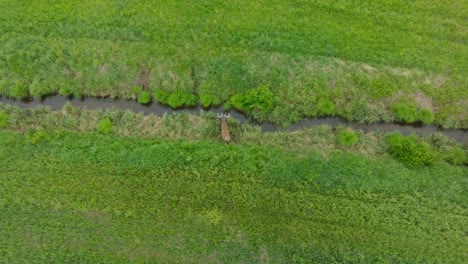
{"left": 0, "top": 1, "right": 467, "bottom": 127}
{"left": 0, "top": 130, "right": 467, "bottom": 263}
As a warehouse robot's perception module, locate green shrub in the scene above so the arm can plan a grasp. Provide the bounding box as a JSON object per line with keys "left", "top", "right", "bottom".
{"left": 155, "top": 90, "right": 197, "bottom": 108}
{"left": 386, "top": 133, "right": 433, "bottom": 167}
{"left": 154, "top": 90, "right": 170, "bottom": 103}
{"left": 316, "top": 98, "right": 335, "bottom": 116}
{"left": 27, "top": 130, "right": 52, "bottom": 144}
{"left": 97, "top": 117, "right": 113, "bottom": 134}
{"left": 137, "top": 91, "right": 152, "bottom": 104}
{"left": 337, "top": 129, "right": 358, "bottom": 146}
{"left": 0, "top": 111, "right": 8, "bottom": 128}
{"left": 444, "top": 147, "right": 466, "bottom": 166}
{"left": 9, "top": 81, "right": 29, "bottom": 99}
{"left": 392, "top": 102, "right": 418, "bottom": 123}
{"left": 230, "top": 85, "right": 276, "bottom": 115}
{"left": 199, "top": 93, "right": 215, "bottom": 107}
{"left": 417, "top": 108, "right": 434, "bottom": 125}
{"left": 167, "top": 90, "right": 197, "bottom": 108}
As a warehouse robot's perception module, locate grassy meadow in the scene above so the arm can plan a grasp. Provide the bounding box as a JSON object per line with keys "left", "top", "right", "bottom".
{"left": 1, "top": 1, "right": 468, "bottom": 263}
{"left": 0, "top": 0, "right": 467, "bottom": 127}
{"left": 0, "top": 128, "right": 467, "bottom": 263}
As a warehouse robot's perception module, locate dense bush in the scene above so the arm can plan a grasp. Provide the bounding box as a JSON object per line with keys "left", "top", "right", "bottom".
{"left": 97, "top": 117, "right": 113, "bottom": 134}
{"left": 0, "top": 110, "right": 8, "bottom": 128}
{"left": 155, "top": 90, "right": 197, "bottom": 108}
{"left": 392, "top": 102, "right": 434, "bottom": 125}
{"left": 392, "top": 102, "right": 418, "bottom": 123}
{"left": 230, "top": 85, "right": 276, "bottom": 115}
{"left": 386, "top": 133, "right": 433, "bottom": 167}
{"left": 337, "top": 129, "right": 358, "bottom": 146}
{"left": 417, "top": 108, "right": 434, "bottom": 125}
{"left": 137, "top": 91, "right": 152, "bottom": 104}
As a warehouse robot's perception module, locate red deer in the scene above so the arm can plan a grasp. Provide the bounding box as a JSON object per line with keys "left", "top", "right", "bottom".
{"left": 217, "top": 113, "right": 231, "bottom": 142}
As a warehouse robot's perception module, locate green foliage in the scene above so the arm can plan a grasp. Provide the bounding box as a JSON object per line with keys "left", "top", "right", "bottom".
{"left": 154, "top": 90, "right": 170, "bottom": 102}
{"left": 230, "top": 85, "right": 276, "bottom": 115}
{"left": 316, "top": 97, "right": 336, "bottom": 116}
{"left": 386, "top": 133, "right": 433, "bottom": 167}
{"left": 9, "top": 81, "right": 29, "bottom": 99}
{"left": 392, "top": 102, "right": 435, "bottom": 125}
{"left": 27, "top": 130, "right": 52, "bottom": 144}
{"left": 0, "top": 110, "right": 8, "bottom": 128}
{"left": 199, "top": 93, "right": 215, "bottom": 107}
{"left": 337, "top": 129, "right": 358, "bottom": 146}
{"left": 96, "top": 117, "right": 113, "bottom": 134}
{"left": 167, "top": 90, "right": 197, "bottom": 108}
{"left": 392, "top": 102, "right": 418, "bottom": 123}
{"left": 155, "top": 90, "right": 197, "bottom": 108}
{"left": 444, "top": 147, "right": 466, "bottom": 166}
{"left": 137, "top": 91, "right": 151, "bottom": 104}
{"left": 417, "top": 108, "right": 434, "bottom": 125}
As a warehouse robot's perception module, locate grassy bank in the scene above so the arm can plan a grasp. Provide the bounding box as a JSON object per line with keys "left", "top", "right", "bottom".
{"left": 0, "top": 129, "right": 467, "bottom": 263}
{"left": 0, "top": 1, "right": 467, "bottom": 128}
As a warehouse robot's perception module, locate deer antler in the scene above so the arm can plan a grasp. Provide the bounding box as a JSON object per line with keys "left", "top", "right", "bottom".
{"left": 216, "top": 113, "right": 223, "bottom": 118}
{"left": 223, "top": 113, "right": 230, "bottom": 118}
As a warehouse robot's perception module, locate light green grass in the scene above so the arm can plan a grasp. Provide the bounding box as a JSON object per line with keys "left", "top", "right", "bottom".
{"left": 0, "top": 130, "right": 466, "bottom": 263}
{"left": 0, "top": 1, "right": 466, "bottom": 127}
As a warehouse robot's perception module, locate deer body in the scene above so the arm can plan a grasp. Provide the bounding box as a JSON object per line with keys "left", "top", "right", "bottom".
{"left": 217, "top": 113, "right": 231, "bottom": 142}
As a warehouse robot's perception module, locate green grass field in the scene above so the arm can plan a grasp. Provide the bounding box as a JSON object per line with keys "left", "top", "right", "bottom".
{"left": 0, "top": 130, "right": 466, "bottom": 263}
{"left": 0, "top": 0, "right": 467, "bottom": 127}
{"left": 1, "top": 1, "right": 467, "bottom": 262}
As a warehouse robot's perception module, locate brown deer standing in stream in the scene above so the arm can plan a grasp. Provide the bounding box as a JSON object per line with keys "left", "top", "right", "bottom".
{"left": 217, "top": 113, "right": 231, "bottom": 142}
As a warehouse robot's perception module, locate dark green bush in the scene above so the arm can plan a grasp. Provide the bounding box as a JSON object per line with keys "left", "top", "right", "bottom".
{"left": 155, "top": 90, "right": 197, "bottom": 108}
{"left": 137, "top": 91, "right": 152, "bottom": 104}
{"left": 199, "top": 93, "right": 215, "bottom": 107}
{"left": 386, "top": 133, "right": 433, "bottom": 167}
{"left": 0, "top": 110, "right": 8, "bottom": 128}
{"left": 230, "top": 85, "right": 276, "bottom": 115}
{"left": 337, "top": 129, "right": 358, "bottom": 146}
{"left": 154, "top": 90, "right": 170, "bottom": 103}
{"left": 167, "top": 90, "right": 197, "bottom": 108}
{"left": 97, "top": 117, "right": 113, "bottom": 134}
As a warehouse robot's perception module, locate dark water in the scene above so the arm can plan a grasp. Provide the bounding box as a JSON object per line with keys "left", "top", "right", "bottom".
{"left": 1, "top": 95, "right": 466, "bottom": 143}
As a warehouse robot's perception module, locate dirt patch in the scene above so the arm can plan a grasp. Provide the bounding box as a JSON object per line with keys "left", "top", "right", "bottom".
{"left": 424, "top": 74, "right": 447, "bottom": 87}
{"left": 135, "top": 68, "right": 151, "bottom": 89}
{"left": 412, "top": 90, "right": 436, "bottom": 111}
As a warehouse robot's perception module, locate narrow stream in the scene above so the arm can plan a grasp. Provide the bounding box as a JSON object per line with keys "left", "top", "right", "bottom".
{"left": 0, "top": 95, "right": 466, "bottom": 143}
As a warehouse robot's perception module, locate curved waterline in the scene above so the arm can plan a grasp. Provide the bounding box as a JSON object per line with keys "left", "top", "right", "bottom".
{"left": 0, "top": 95, "right": 466, "bottom": 143}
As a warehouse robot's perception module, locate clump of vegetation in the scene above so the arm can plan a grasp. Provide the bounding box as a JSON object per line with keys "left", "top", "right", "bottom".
{"left": 27, "top": 130, "right": 52, "bottom": 144}
{"left": 97, "top": 117, "right": 113, "bottom": 134}
{"left": 316, "top": 97, "right": 336, "bottom": 116}
{"left": 391, "top": 102, "right": 434, "bottom": 125}
{"left": 9, "top": 82, "right": 29, "bottom": 99}
{"left": 0, "top": 110, "right": 8, "bottom": 128}
{"left": 336, "top": 129, "right": 358, "bottom": 146}
{"left": 386, "top": 133, "right": 433, "bottom": 167}
{"left": 444, "top": 147, "right": 466, "bottom": 166}
{"left": 155, "top": 90, "right": 197, "bottom": 108}
{"left": 137, "top": 91, "right": 152, "bottom": 104}
{"left": 230, "top": 85, "right": 276, "bottom": 115}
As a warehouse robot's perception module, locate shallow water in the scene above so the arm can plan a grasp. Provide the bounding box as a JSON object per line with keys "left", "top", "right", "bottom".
{"left": 1, "top": 95, "right": 466, "bottom": 143}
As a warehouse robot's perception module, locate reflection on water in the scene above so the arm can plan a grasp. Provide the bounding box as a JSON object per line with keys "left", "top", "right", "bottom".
{"left": 1, "top": 95, "right": 466, "bottom": 143}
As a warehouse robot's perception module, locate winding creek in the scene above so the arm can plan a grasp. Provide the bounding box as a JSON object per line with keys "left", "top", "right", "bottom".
{"left": 0, "top": 95, "right": 466, "bottom": 144}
